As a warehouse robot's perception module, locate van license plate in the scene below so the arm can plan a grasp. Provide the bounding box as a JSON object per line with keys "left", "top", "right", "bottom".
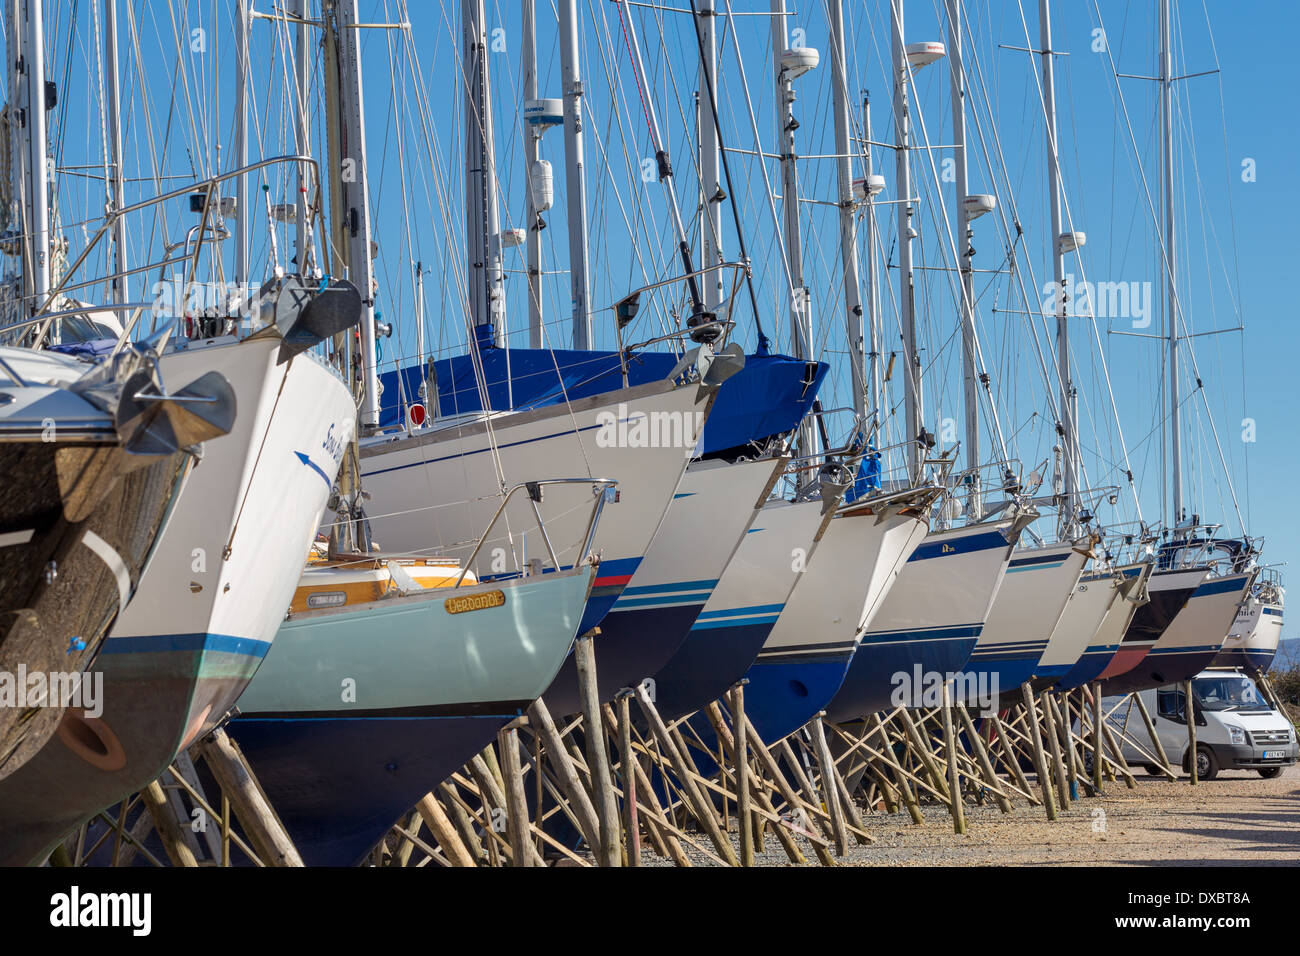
{"left": 1263, "top": 750, "right": 1286, "bottom": 759}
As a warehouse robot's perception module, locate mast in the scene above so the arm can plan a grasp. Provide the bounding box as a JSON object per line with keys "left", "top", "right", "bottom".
{"left": 104, "top": 0, "right": 128, "bottom": 303}
{"left": 828, "top": 0, "right": 865, "bottom": 423}
{"left": 615, "top": 0, "right": 704, "bottom": 317}
{"left": 891, "top": 0, "right": 923, "bottom": 482}
{"left": 771, "top": 0, "right": 815, "bottom": 459}
{"left": 324, "top": 0, "right": 380, "bottom": 428}
{"left": 17, "top": 0, "right": 50, "bottom": 317}
{"left": 1039, "top": 0, "right": 1076, "bottom": 537}
{"left": 232, "top": 0, "right": 248, "bottom": 288}
{"left": 522, "top": 0, "right": 543, "bottom": 347}
{"left": 947, "top": 0, "right": 982, "bottom": 518}
{"left": 463, "top": 0, "right": 505, "bottom": 348}
{"left": 415, "top": 260, "right": 426, "bottom": 405}
{"left": 558, "top": 0, "right": 591, "bottom": 349}
{"left": 862, "top": 94, "right": 884, "bottom": 422}
{"left": 770, "top": 0, "right": 808, "bottom": 361}
{"left": 294, "top": 0, "right": 312, "bottom": 273}
{"left": 697, "top": 0, "right": 723, "bottom": 311}
{"left": 1160, "top": 0, "right": 1182, "bottom": 529}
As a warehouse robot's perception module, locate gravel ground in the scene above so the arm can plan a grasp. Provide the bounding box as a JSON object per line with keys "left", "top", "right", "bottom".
{"left": 638, "top": 764, "right": 1300, "bottom": 867}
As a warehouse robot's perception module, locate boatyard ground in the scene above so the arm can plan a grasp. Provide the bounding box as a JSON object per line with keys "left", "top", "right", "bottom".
{"left": 638, "top": 764, "right": 1299, "bottom": 867}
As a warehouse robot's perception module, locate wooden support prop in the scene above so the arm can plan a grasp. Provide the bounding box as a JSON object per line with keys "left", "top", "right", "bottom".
{"left": 438, "top": 782, "right": 488, "bottom": 863}
{"left": 1040, "top": 691, "right": 1071, "bottom": 810}
{"left": 633, "top": 684, "right": 738, "bottom": 865}
{"left": 1019, "top": 685, "right": 1058, "bottom": 821}
{"left": 730, "top": 684, "right": 755, "bottom": 866}
{"left": 1092, "top": 681, "right": 1105, "bottom": 792}
{"left": 139, "top": 780, "right": 199, "bottom": 867}
{"left": 777, "top": 739, "right": 832, "bottom": 829}
{"left": 856, "top": 718, "right": 899, "bottom": 813}
{"left": 497, "top": 725, "right": 539, "bottom": 866}
{"left": 741, "top": 715, "right": 834, "bottom": 866}
{"left": 600, "top": 704, "right": 689, "bottom": 866}
{"left": 895, "top": 707, "right": 950, "bottom": 801}
{"left": 176, "top": 752, "right": 223, "bottom": 861}
{"left": 828, "top": 743, "right": 872, "bottom": 844}
{"left": 1131, "top": 690, "right": 1177, "bottom": 781}
{"left": 574, "top": 633, "right": 622, "bottom": 866}
{"left": 808, "top": 717, "right": 853, "bottom": 854}
{"left": 871, "top": 715, "right": 925, "bottom": 824}
{"left": 527, "top": 697, "right": 601, "bottom": 851}
{"left": 956, "top": 704, "right": 1013, "bottom": 814}
{"left": 1059, "top": 691, "right": 1079, "bottom": 798}
{"left": 940, "top": 685, "right": 968, "bottom": 834}
{"left": 1184, "top": 679, "right": 1198, "bottom": 785}
{"left": 616, "top": 692, "right": 641, "bottom": 867}
{"left": 197, "top": 727, "right": 303, "bottom": 866}
{"left": 986, "top": 711, "right": 1038, "bottom": 805}
{"left": 668, "top": 723, "right": 729, "bottom": 837}
{"left": 702, "top": 702, "right": 806, "bottom": 866}
{"left": 416, "top": 794, "right": 477, "bottom": 867}
{"left": 1082, "top": 687, "right": 1138, "bottom": 789}
{"left": 1051, "top": 693, "right": 1096, "bottom": 798}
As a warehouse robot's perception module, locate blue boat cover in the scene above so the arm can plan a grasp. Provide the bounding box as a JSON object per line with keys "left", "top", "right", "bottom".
{"left": 378, "top": 345, "right": 829, "bottom": 458}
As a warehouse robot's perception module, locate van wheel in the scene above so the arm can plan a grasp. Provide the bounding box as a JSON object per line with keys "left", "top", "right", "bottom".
{"left": 1142, "top": 764, "right": 1163, "bottom": 776}
{"left": 1185, "top": 746, "right": 1219, "bottom": 781}
{"left": 1258, "top": 767, "right": 1282, "bottom": 779}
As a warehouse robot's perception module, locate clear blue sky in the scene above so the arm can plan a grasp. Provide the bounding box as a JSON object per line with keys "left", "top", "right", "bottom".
{"left": 31, "top": 0, "right": 1300, "bottom": 642}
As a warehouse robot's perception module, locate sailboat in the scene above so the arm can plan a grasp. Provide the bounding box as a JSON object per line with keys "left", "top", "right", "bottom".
{"left": 1098, "top": 0, "right": 1266, "bottom": 694}
{"left": 346, "top": 1, "right": 749, "bottom": 715}
{"left": 826, "top": 518, "right": 1019, "bottom": 722}
{"left": 226, "top": 488, "right": 603, "bottom": 865}
{"left": 541, "top": 453, "right": 786, "bottom": 712}
{"left": 1210, "top": 571, "right": 1284, "bottom": 674}
{"left": 649, "top": 469, "right": 833, "bottom": 722}
{"left": 1053, "top": 562, "right": 1152, "bottom": 690}
{"left": 0, "top": 343, "right": 233, "bottom": 776}
{"left": 0, "top": 0, "right": 364, "bottom": 864}
{"left": 738, "top": 480, "right": 935, "bottom": 745}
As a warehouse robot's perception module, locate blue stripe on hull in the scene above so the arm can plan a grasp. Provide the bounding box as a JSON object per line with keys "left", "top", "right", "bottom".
{"left": 1210, "top": 647, "right": 1278, "bottom": 674}
{"left": 824, "top": 631, "right": 980, "bottom": 723}
{"left": 226, "top": 713, "right": 517, "bottom": 866}
{"left": 101, "top": 632, "right": 269, "bottom": 659}
{"left": 543, "top": 602, "right": 705, "bottom": 714}
{"left": 651, "top": 620, "right": 777, "bottom": 721}
{"left": 1055, "top": 646, "right": 1119, "bottom": 690}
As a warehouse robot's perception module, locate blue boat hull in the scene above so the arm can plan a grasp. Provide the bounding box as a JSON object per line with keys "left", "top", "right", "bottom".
{"left": 542, "top": 602, "right": 704, "bottom": 715}
{"left": 824, "top": 626, "right": 982, "bottom": 722}
{"left": 226, "top": 710, "right": 521, "bottom": 866}
{"left": 739, "top": 655, "right": 856, "bottom": 746}
{"left": 651, "top": 620, "right": 777, "bottom": 721}
{"left": 1210, "top": 646, "right": 1277, "bottom": 675}
{"left": 1100, "top": 646, "right": 1226, "bottom": 696}
{"left": 960, "top": 650, "right": 1042, "bottom": 704}
{"left": 1054, "top": 647, "right": 1118, "bottom": 690}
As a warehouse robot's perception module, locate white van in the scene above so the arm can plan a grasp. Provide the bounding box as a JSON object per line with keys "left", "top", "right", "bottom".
{"left": 1101, "top": 668, "right": 1297, "bottom": 780}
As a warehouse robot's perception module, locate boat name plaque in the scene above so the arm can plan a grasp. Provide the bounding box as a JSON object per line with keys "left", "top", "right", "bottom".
{"left": 445, "top": 589, "right": 506, "bottom": 615}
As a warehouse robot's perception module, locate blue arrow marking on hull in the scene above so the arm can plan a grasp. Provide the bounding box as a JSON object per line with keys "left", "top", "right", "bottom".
{"left": 296, "top": 451, "right": 332, "bottom": 488}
